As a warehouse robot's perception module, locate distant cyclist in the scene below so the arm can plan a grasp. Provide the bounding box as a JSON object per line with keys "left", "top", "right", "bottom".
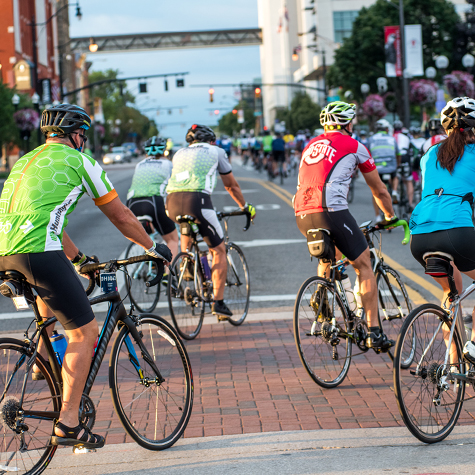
{"left": 294, "top": 101, "right": 397, "bottom": 350}
{"left": 367, "top": 119, "right": 399, "bottom": 221}
{"left": 421, "top": 118, "right": 447, "bottom": 154}
{"left": 271, "top": 132, "right": 287, "bottom": 178}
{"left": 166, "top": 125, "right": 256, "bottom": 319}
{"left": 127, "top": 136, "right": 179, "bottom": 260}
{"left": 0, "top": 104, "right": 171, "bottom": 450}
{"left": 409, "top": 97, "right": 475, "bottom": 361}
{"left": 393, "top": 119, "right": 414, "bottom": 210}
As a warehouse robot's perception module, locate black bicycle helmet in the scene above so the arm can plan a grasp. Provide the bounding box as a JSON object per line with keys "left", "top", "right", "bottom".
{"left": 441, "top": 97, "right": 475, "bottom": 131}
{"left": 144, "top": 136, "right": 167, "bottom": 156}
{"left": 393, "top": 119, "right": 403, "bottom": 131}
{"left": 428, "top": 118, "right": 442, "bottom": 133}
{"left": 40, "top": 104, "right": 91, "bottom": 137}
{"left": 185, "top": 124, "right": 216, "bottom": 144}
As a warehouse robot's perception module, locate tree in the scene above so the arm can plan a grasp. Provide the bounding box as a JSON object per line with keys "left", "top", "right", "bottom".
{"left": 218, "top": 101, "right": 255, "bottom": 135}
{"left": 279, "top": 92, "right": 321, "bottom": 134}
{"left": 0, "top": 83, "right": 19, "bottom": 160}
{"left": 327, "top": 0, "right": 460, "bottom": 104}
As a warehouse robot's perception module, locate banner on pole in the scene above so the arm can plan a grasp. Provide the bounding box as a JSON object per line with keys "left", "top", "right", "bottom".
{"left": 404, "top": 24, "right": 424, "bottom": 77}
{"left": 384, "top": 26, "right": 402, "bottom": 77}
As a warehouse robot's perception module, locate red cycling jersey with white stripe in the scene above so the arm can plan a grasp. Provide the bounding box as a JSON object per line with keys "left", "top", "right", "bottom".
{"left": 294, "top": 131, "right": 376, "bottom": 215}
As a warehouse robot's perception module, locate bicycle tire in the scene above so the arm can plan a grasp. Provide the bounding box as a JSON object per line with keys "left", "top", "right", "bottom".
{"left": 294, "top": 276, "right": 352, "bottom": 388}
{"left": 109, "top": 315, "right": 193, "bottom": 450}
{"left": 224, "top": 243, "right": 250, "bottom": 326}
{"left": 393, "top": 304, "right": 465, "bottom": 443}
{"left": 0, "top": 338, "right": 61, "bottom": 475}
{"left": 167, "top": 251, "right": 205, "bottom": 340}
{"left": 376, "top": 265, "right": 414, "bottom": 366}
{"left": 125, "top": 241, "right": 161, "bottom": 313}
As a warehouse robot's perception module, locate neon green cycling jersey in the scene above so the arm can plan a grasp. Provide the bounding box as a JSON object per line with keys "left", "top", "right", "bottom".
{"left": 262, "top": 135, "right": 273, "bottom": 152}
{"left": 0, "top": 143, "right": 117, "bottom": 255}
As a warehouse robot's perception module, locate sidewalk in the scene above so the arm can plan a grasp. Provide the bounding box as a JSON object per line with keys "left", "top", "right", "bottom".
{"left": 45, "top": 425, "right": 475, "bottom": 474}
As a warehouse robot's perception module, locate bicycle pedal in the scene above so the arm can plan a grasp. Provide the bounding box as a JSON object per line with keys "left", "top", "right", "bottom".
{"left": 73, "top": 446, "right": 96, "bottom": 454}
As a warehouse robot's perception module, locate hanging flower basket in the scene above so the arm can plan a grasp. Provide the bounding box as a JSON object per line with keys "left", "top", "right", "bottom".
{"left": 409, "top": 79, "right": 438, "bottom": 105}
{"left": 13, "top": 109, "right": 40, "bottom": 132}
{"left": 443, "top": 71, "right": 475, "bottom": 98}
{"left": 361, "top": 94, "right": 387, "bottom": 119}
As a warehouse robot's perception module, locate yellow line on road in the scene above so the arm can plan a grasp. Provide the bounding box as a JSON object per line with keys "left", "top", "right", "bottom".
{"left": 240, "top": 175, "right": 440, "bottom": 304}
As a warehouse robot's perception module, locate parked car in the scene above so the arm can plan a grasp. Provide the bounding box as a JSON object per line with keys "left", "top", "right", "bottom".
{"left": 122, "top": 142, "right": 139, "bottom": 158}
{"left": 103, "top": 146, "right": 127, "bottom": 165}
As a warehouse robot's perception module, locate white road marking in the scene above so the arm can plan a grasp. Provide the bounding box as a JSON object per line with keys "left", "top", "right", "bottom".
{"left": 233, "top": 238, "right": 306, "bottom": 248}
{"left": 213, "top": 189, "right": 258, "bottom": 195}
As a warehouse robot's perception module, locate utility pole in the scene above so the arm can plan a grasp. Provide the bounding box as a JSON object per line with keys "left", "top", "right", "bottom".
{"left": 31, "top": 15, "right": 39, "bottom": 99}
{"left": 399, "top": 0, "right": 411, "bottom": 127}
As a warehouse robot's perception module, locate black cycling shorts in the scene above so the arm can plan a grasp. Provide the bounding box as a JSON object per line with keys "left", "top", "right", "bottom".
{"left": 296, "top": 209, "right": 368, "bottom": 262}
{"left": 379, "top": 171, "right": 397, "bottom": 181}
{"left": 411, "top": 227, "right": 475, "bottom": 272}
{"left": 166, "top": 192, "right": 224, "bottom": 248}
{"left": 127, "top": 195, "right": 175, "bottom": 236}
{"left": 0, "top": 251, "right": 95, "bottom": 330}
{"left": 273, "top": 150, "right": 286, "bottom": 163}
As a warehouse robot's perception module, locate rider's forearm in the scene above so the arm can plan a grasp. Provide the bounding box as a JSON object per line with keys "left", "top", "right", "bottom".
{"left": 224, "top": 183, "right": 246, "bottom": 208}
{"left": 62, "top": 232, "right": 79, "bottom": 260}
{"left": 374, "top": 188, "right": 395, "bottom": 218}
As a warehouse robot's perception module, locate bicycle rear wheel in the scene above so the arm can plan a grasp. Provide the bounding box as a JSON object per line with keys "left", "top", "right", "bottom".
{"left": 109, "top": 315, "right": 193, "bottom": 450}
{"left": 394, "top": 304, "right": 465, "bottom": 443}
{"left": 0, "top": 338, "right": 60, "bottom": 475}
{"left": 167, "top": 251, "right": 205, "bottom": 340}
{"left": 126, "top": 241, "right": 161, "bottom": 313}
{"left": 294, "top": 276, "right": 352, "bottom": 388}
{"left": 376, "top": 265, "right": 414, "bottom": 366}
{"left": 225, "top": 243, "right": 250, "bottom": 326}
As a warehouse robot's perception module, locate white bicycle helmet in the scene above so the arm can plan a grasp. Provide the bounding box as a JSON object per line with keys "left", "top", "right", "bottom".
{"left": 320, "top": 101, "right": 356, "bottom": 129}
{"left": 375, "top": 119, "right": 391, "bottom": 131}
{"left": 441, "top": 97, "right": 475, "bottom": 131}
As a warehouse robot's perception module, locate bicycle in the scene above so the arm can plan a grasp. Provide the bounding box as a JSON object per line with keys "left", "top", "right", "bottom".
{"left": 294, "top": 219, "right": 413, "bottom": 388}
{"left": 0, "top": 254, "right": 193, "bottom": 474}
{"left": 167, "top": 209, "right": 252, "bottom": 340}
{"left": 393, "top": 252, "right": 475, "bottom": 443}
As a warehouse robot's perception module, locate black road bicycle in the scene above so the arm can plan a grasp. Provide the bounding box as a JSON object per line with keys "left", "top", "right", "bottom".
{"left": 167, "top": 209, "right": 252, "bottom": 340}
{"left": 0, "top": 254, "right": 193, "bottom": 475}
{"left": 294, "top": 219, "right": 415, "bottom": 388}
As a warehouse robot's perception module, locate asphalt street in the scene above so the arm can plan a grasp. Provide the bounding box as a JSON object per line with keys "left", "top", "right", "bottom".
{"left": 0, "top": 153, "right": 454, "bottom": 331}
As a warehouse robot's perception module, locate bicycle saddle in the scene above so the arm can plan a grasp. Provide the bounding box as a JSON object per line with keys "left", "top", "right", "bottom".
{"left": 0, "top": 271, "right": 27, "bottom": 300}
{"left": 175, "top": 215, "right": 196, "bottom": 224}
{"left": 423, "top": 252, "right": 454, "bottom": 278}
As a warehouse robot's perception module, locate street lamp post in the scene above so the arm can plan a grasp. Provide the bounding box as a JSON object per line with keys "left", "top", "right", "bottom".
{"left": 435, "top": 55, "right": 449, "bottom": 113}
{"left": 12, "top": 94, "right": 20, "bottom": 111}
{"left": 399, "top": 0, "right": 411, "bottom": 128}
{"left": 31, "top": 92, "right": 41, "bottom": 146}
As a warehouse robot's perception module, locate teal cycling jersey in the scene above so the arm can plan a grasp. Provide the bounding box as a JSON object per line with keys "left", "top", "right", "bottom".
{"left": 127, "top": 157, "right": 173, "bottom": 199}
{"left": 410, "top": 144, "right": 475, "bottom": 234}
{"left": 166, "top": 142, "right": 232, "bottom": 195}
{"left": 0, "top": 143, "right": 117, "bottom": 255}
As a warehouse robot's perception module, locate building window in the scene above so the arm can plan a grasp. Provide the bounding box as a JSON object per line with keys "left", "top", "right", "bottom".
{"left": 333, "top": 11, "right": 359, "bottom": 45}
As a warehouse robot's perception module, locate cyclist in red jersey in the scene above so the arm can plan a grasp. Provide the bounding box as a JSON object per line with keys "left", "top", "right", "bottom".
{"left": 294, "top": 101, "right": 397, "bottom": 349}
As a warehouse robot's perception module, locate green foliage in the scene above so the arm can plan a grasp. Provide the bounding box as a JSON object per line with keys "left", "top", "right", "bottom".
{"left": 328, "top": 0, "right": 460, "bottom": 101}
{"left": 278, "top": 92, "right": 321, "bottom": 134}
{"left": 0, "top": 83, "right": 19, "bottom": 150}
{"left": 88, "top": 69, "right": 157, "bottom": 145}
{"left": 218, "top": 101, "right": 255, "bottom": 135}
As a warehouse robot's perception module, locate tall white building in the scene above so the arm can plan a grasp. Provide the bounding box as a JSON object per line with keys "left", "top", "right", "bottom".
{"left": 258, "top": 0, "right": 471, "bottom": 129}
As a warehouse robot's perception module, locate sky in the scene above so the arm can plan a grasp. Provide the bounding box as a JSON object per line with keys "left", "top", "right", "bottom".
{"left": 69, "top": 0, "right": 261, "bottom": 145}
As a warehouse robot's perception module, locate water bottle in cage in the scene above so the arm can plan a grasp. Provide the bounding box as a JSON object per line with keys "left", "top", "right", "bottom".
{"left": 340, "top": 273, "right": 357, "bottom": 312}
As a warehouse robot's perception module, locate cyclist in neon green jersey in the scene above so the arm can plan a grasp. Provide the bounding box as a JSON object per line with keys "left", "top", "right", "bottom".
{"left": 0, "top": 104, "right": 172, "bottom": 449}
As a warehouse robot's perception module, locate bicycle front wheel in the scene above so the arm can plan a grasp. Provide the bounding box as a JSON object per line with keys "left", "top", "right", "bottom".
{"left": 167, "top": 251, "right": 205, "bottom": 340}
{"left": 0, "top": 338, "right": 61, "bottom": 475}
{"left": 294, "top": 276, "right": 352, "bottom": 388}
{"left": 225, "top": 243, "right": 250, "bottom": 326}
{"left": 376, "top": 265, "right": 414, "bottom": 365}
{"left": 109, "top": 315, "right": 193, "bottom": 450}
{"left": 394, "top": 304, "right": 465, "bottom": 444}
{"left": 126, "top": 241, "right": 161, "bottom": 313}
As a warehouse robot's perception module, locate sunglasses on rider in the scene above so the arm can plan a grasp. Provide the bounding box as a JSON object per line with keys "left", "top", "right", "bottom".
{"left": 72, "top": 132, "right": 88, "bottom": 143}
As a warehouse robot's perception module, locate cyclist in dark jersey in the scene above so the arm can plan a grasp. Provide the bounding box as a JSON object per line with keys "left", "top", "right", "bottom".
{"left": 0, "top": 104, "right": 172, "bottom": 449}
{"left": 127, "top": 136, "right": 178, "bottom": 260}
{"left": 294, "top": 101, "right": 397, "bottom": 350}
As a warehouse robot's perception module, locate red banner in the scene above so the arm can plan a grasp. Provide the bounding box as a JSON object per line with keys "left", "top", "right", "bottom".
{"left": 384, "top": 26, "right": 402, "bottom": 77}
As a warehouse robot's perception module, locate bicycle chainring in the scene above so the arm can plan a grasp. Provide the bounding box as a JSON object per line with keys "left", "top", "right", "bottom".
{"left": 80, "top": 394, "right": 96, "bottom": 430}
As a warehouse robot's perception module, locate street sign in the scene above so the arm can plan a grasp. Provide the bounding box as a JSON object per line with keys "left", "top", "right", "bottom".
{"left": 327, "top": 95, "right": 340, "bottom": 102}
{"left": 13, "top": 60, "right": 33, "bottom": 90}
{"left": 237, "top": 110, "right": 244, "bottom": 124}
{"left": 40, "top": 79, "right": 52, "bottom": 104}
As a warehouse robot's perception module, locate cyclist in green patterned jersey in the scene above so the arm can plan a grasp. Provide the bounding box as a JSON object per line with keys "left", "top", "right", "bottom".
{"left": 0, "top": 104, "right": 172, "bottom": 450}
{"left": 127, "top": 136, "right": 178, "bottom": 261}
{"left": 166, "top": 124, "right": 256, "bottom": 319}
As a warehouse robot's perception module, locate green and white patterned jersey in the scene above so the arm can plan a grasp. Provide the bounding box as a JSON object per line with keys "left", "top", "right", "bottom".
{"left": 127, "top": 157, "right": 173, "bottom": 200}
{"left": 0, "top": 143, "right": 117, "bottom": 255}
{"left": 166, "top": 143, "right": 232, "bottom": 195}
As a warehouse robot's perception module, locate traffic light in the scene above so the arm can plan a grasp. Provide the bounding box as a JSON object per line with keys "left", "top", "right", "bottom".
{"left": 255, "top": 87, "right": 261, "bottom": 99}
{"left": 209, "top": 88, "right": 214, "bottom": 103}
{"left": 176, "top": 78, "right": 184, "bottom": 87}
{"left": 164, "top": 80, "right": 168, "bottom": 92}
{"left": 232, "top": 109, "right": 237, "bottom": 114}
{"left": 139, "top": 82, "right": 147, "bottom": 93}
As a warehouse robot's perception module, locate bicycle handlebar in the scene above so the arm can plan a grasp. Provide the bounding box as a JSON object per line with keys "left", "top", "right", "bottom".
{"left": 363, "top": 219, "right": 410, "bottom": 245}
{"left": 217, "top": 209, "right": 252, "bottom": 231}
{"left": 82, "top": 254, "right": 167, "bottom": 296}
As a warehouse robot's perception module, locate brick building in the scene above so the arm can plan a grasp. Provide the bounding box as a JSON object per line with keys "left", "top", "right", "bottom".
{"left": 0, "top": 0, "right": 74, "bottom": 103}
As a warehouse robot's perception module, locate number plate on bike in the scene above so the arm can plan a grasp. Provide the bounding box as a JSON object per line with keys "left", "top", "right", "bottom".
{"left": 101, "top": 272, "right": 118, "bottom": 294}
{"left": 382, "top": 174, "right": 391, "bottom": 180}
{"left": 12, "top": 295, "right": 28, "bottom": 310}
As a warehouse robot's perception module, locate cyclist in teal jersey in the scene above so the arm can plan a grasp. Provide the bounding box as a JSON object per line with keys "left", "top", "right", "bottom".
{"left": 0, "top": 104, "right": 172, "bottom": 449}
{"left": 166, "top": 124, "right": 256, "bottom": 318}
{"left": 127, "top": 136, "right": 179, "bottom": 260}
